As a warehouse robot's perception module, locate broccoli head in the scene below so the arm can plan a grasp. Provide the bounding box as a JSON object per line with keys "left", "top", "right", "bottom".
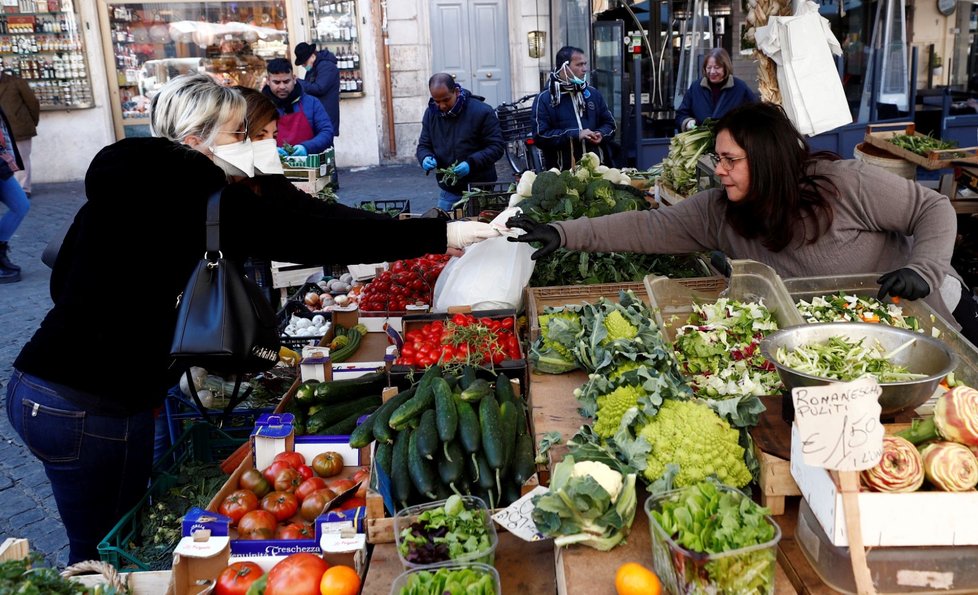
{"left": 531, "top": 170, "right": 568, "bottom": 207}
{"left": 594, "top": 384, "right": 644, "bottom": 438}
{"left": 584, "top": 179, "right": 617, "bottom": 217}
{"left": 559, "top": 170, "right": 587, "bottom": 196}
{"left": 639, "top": 399, "right": 751, "bottom": 488}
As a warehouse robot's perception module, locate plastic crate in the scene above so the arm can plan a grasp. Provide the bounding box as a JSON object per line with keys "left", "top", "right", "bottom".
{"left": 463, "top": 182, "right": 514, "bottom": 217}
{"left": 99, "top": 424, "right": 246, "bottom": 571}
{"left": 163, "top": 388, "right": 276, "bottom": 448}
{"left": 359, "top": 199, "right": 411, "bottom": 218}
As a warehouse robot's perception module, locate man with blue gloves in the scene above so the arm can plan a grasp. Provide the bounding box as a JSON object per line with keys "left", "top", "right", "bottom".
{"left": 416, "top": 73, "right": 504, "bottom": 212}
{"left": 262, "top": 58, "right": 334, "bottom": 158}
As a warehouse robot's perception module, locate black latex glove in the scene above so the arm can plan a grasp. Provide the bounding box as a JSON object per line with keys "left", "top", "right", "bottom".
{"left": 505, "top": 215, "right": 561, "bottom": 260}
{"left": 877, "top": 268, "right": 930, "bottom": 301}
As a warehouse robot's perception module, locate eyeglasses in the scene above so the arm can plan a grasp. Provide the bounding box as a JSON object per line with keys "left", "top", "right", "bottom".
{"left": 708, "top": 152, "right": 747, "bottom": 170}
{"left": 705, "top": 65, "right": 725, "bottom": 72}
{"left": 220, "top": 119, "right": 248, "bottom": 139}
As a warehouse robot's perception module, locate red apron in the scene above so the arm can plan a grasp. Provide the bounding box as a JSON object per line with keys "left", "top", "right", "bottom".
{"left": 276, "top": 101, "right": 315, "bottom": 147}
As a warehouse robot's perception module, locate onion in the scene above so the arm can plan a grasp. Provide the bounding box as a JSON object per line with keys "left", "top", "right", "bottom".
{"left": 920, "top": 441, "right": 978, "bottom": 492}
{"left": 305, "top": 292, "right": 322, "bottom": 307}
{"left": 860, "top": 436, "right": 924, "bottom": 492}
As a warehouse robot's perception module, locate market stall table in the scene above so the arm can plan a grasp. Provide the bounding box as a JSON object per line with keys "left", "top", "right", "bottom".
{"left": 361, "top": 532, "right": 556, "bottom": 594}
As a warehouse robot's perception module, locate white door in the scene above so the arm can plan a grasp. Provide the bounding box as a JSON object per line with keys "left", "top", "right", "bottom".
{"left": 430, "top": 0, "right": 511, "bottom": 107}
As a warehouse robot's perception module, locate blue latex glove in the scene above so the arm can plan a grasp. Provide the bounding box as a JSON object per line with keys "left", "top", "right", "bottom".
{"left": 453, "top": 161, "right": 471, "bottom": 177}
{"left": 422, "top": 156, "right": 437, "bottom": 171}
{"left": 292, "top": 145, "right": 308, "bottom": 156}
{"left": 277, "top": 147, "right": 287, "bottom": 157}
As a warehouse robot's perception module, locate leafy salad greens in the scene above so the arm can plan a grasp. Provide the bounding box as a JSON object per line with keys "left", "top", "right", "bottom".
{"left": 796, "top": 292, "right": 936, "bottom": 336}
{"left": 397, "top": 495, "right": 493, "bottom": 566}
{"left": 775, "top": 335, "right": 925, "bottom": 382}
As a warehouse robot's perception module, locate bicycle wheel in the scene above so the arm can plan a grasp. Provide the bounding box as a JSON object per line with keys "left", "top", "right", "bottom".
{"left": 505, "top": 139, "right": 529, "bottom": 174}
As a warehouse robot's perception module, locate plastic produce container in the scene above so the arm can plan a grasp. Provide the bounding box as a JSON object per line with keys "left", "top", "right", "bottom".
{"left": 796, "top": 497, "right": 978, "bottom": 594}
{"left": 394, "top": 496, "right": 498, "bottom": 569}
{"left": 644, "top": 486, "right": 782, "bottom": 595}
{"left": 389, "top": 562, "right": 501, "bottom": 595}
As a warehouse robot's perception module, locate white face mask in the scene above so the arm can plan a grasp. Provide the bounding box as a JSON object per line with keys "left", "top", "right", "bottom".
{"left": 211, "top": 139, "right": 255, "bottom": 178}
{"left": 252, "top": 138, "right": 284, "bottom": 175}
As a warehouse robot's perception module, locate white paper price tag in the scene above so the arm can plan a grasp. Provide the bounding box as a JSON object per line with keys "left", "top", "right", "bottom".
{"left": 792, "top": 377, "right": 885, "bottom": 471}
{"left": 491, "top": 485, "right": 549, "bottom": 542}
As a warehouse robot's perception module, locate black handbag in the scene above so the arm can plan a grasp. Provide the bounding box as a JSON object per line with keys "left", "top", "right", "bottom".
{"left": 170, "top": 189, "right": 280, "bottom": 421}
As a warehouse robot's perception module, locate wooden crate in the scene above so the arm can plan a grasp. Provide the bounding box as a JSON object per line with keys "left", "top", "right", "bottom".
{"left": 656, "top": 180, "right": 690, "bottom": 206}
{"left": 754, "top": 447, "right": 800, "bottom": 516}
{"left": 863, "top": 122, "right": 978, "bottom": 170}
{"left": 526, "top": 283, "right": 647, "bottom": 342}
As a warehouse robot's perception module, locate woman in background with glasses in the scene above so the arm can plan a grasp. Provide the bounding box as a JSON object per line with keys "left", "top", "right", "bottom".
{"left": 675, "top": 48, "right": 757, "bottom": 133}
{"left": 507, "top": 101, "right": 978, "bottom": 344}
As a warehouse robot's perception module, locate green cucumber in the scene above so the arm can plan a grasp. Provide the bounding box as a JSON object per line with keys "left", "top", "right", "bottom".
{"left": 444, "top": 373, "right": 459, "bottom": 391}
{"left": 479, "top": 396, "right": 504, "bottom": 469}
{"left": 511, "top": 432, "right": 535, "bottom": 486}
{"left": 513, "top": 400, "right": 528, "bottom": 438}
{"left": 438, "top": 441, "right": 465, "bottom": 492}
{"left": 372, "top": 386, "right": 416, "bottom": 445}
{"left": 460, "top": 378, "right": 491, "bottom": 403}
{"left": 389, "top": 366, "right": 442, "bottom": 429}
{"left": 305, "top": 394, "right": 382, "bottom": 435}
{"left": 499, "top": 400, "right": 518, "bottom": 474}
{"left": 454, "top": 396, "right": 481, "bottom": 454}
{"left": 391, "top": 428, "right": 412, "bottom": 506}
{"left": 407, "top": 426, "right": 437, "bottom": 499}
{"left": 311, "top": 370, "right": 385, "bottom": 404}
{"left": 434, "top": 378, "right": 458, "bottom": 443}
{"left": 470, "top": 450, "right": 495, "bottom": 490}
{"left": 494, "top": 373, "right": 516, "bottom": 404}
{"left": 415, "top": 409, "right": 439, "bottom": 460}
{"left": 349, "top": 402, "right": 383, "bottom": 448}
{"left": 459, "top": 365, "right": 477, "bottom": 390}
{"left": 320, "top": 404, "right": 380, "bottom": 436}
{"left": 501, "top": 478, "right": 522, "bottom": 507}
{"left": 375, "top": 441, "right": 393, "bottom": 477}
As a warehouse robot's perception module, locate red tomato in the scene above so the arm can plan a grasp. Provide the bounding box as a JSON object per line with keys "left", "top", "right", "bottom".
{"left": 265, "top": 552, "right": 330, "bottom": 595}
{"left": 439, "top": 345, "right": 456, "bottom": 361}
{"left": 452, "top": 313, "right": 469, "bottom": 326}
{"left": 312, "top": 452, "right": 344, "bottom": 478}
{"left": 275, "top": 522, "right": 314, "bottom": 540}
{"left": 274, "top": 467, "right": 303, "bottom": 493}
{"left": 391, "top": 260, "right": 406, "bottom": 273}
{"left": 295, "top": 465, "right": 315, "bottom": 481}
{"left": 262, "top": 460, "right": 294, "bottom": 485}
{"left": 219, "top": 489, "right": 259, "bottom": 525}
{"left": 300, "top": 488, "right": 336, "bottom": 521}
{"left": 274, "top": 451, "right": 306, "bottom": 468}
{"left": 334, "top": 496, "right": 367, "bottom": 512}
{"left": 261, "top": 491, "right": 299, "bottom": 521}
{"left": 237, "top": 510, "right": 277, "bottom": 540}
{"left": 327, "top": 478, "right": 356, "bottom": 494}
{"left": 501, "top": 317, "right": 515, "bottom": 329}
{"left": 239, "top": 468, "right": 271, "bottom": 498}
{"left": 216, "top": 561, "right": 264, "bottom": 595}
{"left": 294, "top": 477, "right": 329, "bottom": 502}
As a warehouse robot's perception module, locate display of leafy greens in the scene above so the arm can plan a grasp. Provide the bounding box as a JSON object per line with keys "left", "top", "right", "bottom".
{"left": 658, "top": 120, "right": 716, "bottom": 196}
{"left": 775, "top": 335, "right": 926, "bottom": 383}
{"left": 795, "top": 292, "right": 937, "bottom": 337}
{"left": 530, "top": 251, "right": 713, "bottom": 287}
{"left": 0, "top": 553, "right": 124, "bottom": 594}
{"left": 887, "top": 133, "right": 962, "bottom": 158}
{"left": 649, "top": 480, "right": 779, "bottom": 595}
{"left": 397, "top": 495, "right": 493, "bottom": 566}
{"left": 397, "top": 565, "right": 497, "bottom": 595}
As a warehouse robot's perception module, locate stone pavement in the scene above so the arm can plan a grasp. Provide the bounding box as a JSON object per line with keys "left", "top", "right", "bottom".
{"left": 0, "top": 161, "right": 486, "bottom": 567}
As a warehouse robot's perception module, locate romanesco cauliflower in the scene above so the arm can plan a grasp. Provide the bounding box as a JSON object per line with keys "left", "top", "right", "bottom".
{"left": 603, "top": 310, "right": 638, "bottom": 343}
{"left": 594, "top": 385, "right": 644, "bottom": 438}
{"left": 609, "top": 361, "right": 645, "bottom": 380}
{"left": 531, "top": 310, "right": 583, "bottom": 374}
{"left": 639, "top": 399, "right": 751, "bottom": 487}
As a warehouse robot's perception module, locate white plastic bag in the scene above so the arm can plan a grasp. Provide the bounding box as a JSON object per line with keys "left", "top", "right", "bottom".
{"left": 433, "top": 236, "right": 535, "bottom": 311}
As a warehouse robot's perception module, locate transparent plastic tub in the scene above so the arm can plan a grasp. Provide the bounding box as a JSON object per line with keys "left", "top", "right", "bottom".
{"left": 394, "top": 496, "right": 498, "bottom": 569}
{"left": 645, "top": 259, "right": 804, "bottom": 343}
{"left": 784, "top": 273, "right": 978, "bottom": 390}
{"left": 796, "top": 497, "right": 978, "bottom": 594}
{"left": 645, "top": 485, "right": 782, "bottom": 595}
{"left": 389, "top": 562, "right": 501, "bottom": 595}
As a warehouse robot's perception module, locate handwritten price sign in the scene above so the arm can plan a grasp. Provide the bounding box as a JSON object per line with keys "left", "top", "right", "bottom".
{"left": 792, "top": 377, "right": 885, "bottom": 471}
{"left": 490, "top": 486, "right": 549, "bottom": 542}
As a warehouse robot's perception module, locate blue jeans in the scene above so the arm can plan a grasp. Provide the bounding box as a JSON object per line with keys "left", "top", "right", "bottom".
{"left": 0, "top": 174, "right": 29, "bottom": 242}
{"left": 6, "top": 370, "right": 155, "bottom": 564}
{"left": 438, "top": 189, "right": 462, "bottom": 212}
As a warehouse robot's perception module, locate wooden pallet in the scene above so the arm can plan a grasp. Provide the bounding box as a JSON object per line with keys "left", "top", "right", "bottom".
{"left": 863, "top": 122, "right": 978, "bottom": 170}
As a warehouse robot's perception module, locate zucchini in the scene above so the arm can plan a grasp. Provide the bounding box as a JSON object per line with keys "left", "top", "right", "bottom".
{"left": 459, "top": 365, "right": 477, "bottom": 390}
{"left": 511, "top": 432, "right": 535, "bottom": 486}
{"left": 460, "top": 378, "right": 492, "bottom": 403}
{"left": 312, "top": 370, "right": 386, "bottom": 404}
{"left": 454, "top": 396, "right": 481, "bottom": 454}
{"left": 408, "top": 426, "right": 437, "bottom": 499}
{"left": 349, "top": 403, "right": 382, "bottom": 448}
{"left": 375, "top": 440, "right": 393, "bottom": 477}
{"left": 391, "top": 428, "right": 412, "bottom": 506}
{"left": 415, "top": 409, "right": 439, "bottom": 460}
{"left": 294, "top": 380, "right": 320, "bottom": 405}
{"left": 499, "top": 401, "right": 518, "bottom": 475}
{"left": 372, "top": 386, "right": 416, "bottom": 445}
{"left": 479, "top": 395, "right": 504, "bottom": 469}
{"left": 494, "top": 373, "right": 516, "bottom": 404}
{"left": 305, "top": 394, "right": 382, "bottom": 435}
{"left": 389, "top": 366, "right": 442, "bottom": 429}
{"left": 283, "top": 399, "right": 307, "bottom": 436}
{"left": 433, "top": 378, "right": 458, "bottom": 443}
{"left": 438, "top": 441, "right": 465, "bottom": 491}
{"left": 320, "top": 404, "right": 380, "bottom": 436}
{"left": 330, "top": 326, "right": 363, "bottom": 363}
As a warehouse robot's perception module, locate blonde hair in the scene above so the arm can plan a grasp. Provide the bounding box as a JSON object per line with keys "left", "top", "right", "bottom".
{"left": 150, "top": 73, "right": 246, "bottom": 147}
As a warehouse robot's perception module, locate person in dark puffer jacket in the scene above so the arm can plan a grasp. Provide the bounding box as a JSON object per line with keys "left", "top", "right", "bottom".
{"left": 675, "top": 48, "right": 757, "bottom": 132}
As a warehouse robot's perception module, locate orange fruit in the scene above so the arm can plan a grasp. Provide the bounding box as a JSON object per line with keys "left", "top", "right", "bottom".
{"left": 319, "top": 564, "right": 361, "bottom": 595}
{"left": 615, "top": 562, "right": 662, "bottom": 595}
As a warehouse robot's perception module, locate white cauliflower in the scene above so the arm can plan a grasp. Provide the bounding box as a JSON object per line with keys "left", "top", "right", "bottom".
{"left": 515, "top": 171, "right": 537, "bottom": 197}
{"left": 571, "top": 460, "right": 624, "bottom": 503}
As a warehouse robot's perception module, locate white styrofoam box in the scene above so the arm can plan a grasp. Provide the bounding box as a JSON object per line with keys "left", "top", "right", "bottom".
{"left": 790, "top": 424, "right": 978, "bottom": 547}
{"left": 359, "top": 316, "right": 402, "bottom": 333}
{"left": 293, "top": 434, "right": 364, "bottom": 467}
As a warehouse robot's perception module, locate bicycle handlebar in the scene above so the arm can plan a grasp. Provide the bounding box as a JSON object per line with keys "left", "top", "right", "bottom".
{"left": 495, "top": 93, "right": 537, "bottom": 111}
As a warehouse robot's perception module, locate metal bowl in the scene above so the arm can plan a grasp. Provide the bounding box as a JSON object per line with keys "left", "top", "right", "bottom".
{"left": 759, "top": 322, "right": 956, "bottom": 417}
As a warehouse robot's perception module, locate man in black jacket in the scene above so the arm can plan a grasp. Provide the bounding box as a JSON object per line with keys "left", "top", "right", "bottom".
{"left": 416, "top": 73, "right": 504, "bottom": 211}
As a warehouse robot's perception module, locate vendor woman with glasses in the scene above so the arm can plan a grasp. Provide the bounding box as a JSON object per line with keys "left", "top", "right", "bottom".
{"left": 507, "top": 101, "right": 978, "bottom": 345}
{"left": 675, "top": 48, "right": 756, "bottom": 132}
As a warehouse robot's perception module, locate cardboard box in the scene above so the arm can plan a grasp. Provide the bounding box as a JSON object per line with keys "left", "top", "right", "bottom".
{"left": 790, "top": 424, "right": 978, "bottom": 546}
{"left": 167, "top": 532, "right": 230, "bottom": 595}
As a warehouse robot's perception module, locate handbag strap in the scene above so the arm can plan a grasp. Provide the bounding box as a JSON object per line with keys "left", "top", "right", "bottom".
{"left": 205, "top": 188, "right": 223, "bottom": 258}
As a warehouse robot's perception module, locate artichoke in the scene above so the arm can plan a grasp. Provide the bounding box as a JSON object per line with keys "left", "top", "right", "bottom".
{"left": 897, "top": 385, "right": 978, "bottom": 446}
{"left": 920, "top": 441, "right": 978, "bottom": 492}
{"left": 860, "top": 436, "right": 924, "bottom": 492}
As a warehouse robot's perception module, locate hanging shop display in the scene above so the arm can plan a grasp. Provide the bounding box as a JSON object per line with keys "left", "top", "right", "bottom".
{"left": 305, "top": 0, "right": 362, "bottom": 97}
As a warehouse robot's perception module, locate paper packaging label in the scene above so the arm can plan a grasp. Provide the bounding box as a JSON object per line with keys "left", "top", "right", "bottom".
{"left": 491, "top": 485, "right": 549, "bottom": 542}
{"left": 791, "top": 377, "right": 884, "bottom": 471}
{"left": 182, "top": 506, "right": 230, "bottom": 538}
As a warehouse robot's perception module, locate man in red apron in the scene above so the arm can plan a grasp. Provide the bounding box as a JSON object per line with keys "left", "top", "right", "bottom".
{"left": 262, "top": 58, "right": 334, "bottom": 158}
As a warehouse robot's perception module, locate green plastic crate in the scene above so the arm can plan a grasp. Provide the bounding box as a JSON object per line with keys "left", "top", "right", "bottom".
{"left": 98, "top": 423, "right": 246, "bottom": 571}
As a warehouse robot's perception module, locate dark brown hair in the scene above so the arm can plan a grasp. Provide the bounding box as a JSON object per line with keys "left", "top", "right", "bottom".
{"left": 717, "top": 102, "right": 838, "bottom": 252}
{"left": 234, "top": 86, "right": 278, "bottom": 140}
{"left": 702, "top": 48, "right": 733, "bottom": 79}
